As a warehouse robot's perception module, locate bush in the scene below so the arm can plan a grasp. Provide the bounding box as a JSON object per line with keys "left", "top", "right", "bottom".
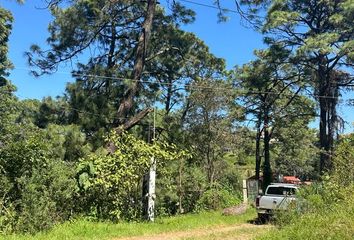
{"left": 0, "top": 131, "right": 77, "bottom": 234}
{"left": 195, "top": 186, "right": 241, "bottom": 211}
{"left": 76, "top": 131, "right": 187, "bottom": 221}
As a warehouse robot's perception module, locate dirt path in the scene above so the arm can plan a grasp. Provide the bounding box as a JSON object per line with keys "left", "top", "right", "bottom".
{"left": 114, "top": 223, "right": 272, "bottom": 240}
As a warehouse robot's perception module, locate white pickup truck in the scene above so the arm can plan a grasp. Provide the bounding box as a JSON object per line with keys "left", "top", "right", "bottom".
{"left": 256, "top": 183, "right": 299, "bottom": 219}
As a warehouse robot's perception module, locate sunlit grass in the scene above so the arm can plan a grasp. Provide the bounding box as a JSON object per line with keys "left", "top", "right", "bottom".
{"left": 1, "top": 208, "right": 256, "bottom": 240}
{"left": 257, "top": 200, "right": 354, "bottom": 240}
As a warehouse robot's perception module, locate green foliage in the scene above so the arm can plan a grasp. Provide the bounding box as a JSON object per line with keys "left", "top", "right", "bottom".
{"left": 44, "top": 124, "right": 91, "bottom": 162}
{"left": 16, "top": 99, "right": 41, "bottom": 125}
{"left": 259, "top": 134, "right": 354, "bottom": 239}
{"left": 13, "top": 160, "right": 76, "bottom": 234}
{"left": 185, "top": 78, "right": 241, "bottom": 184}
{"left": 0, "top": 6, "right": 13, "bottom": 86}
{"left": 245, "top": 0, "right": 354, "bottom": 172}
{"left": 271, "top": 123, "right": 319, "bottom": 178}
{"left": 195, "top": 186, "right": 241, "bottom": 211}
{"left": 0, "top": 87, "right": 79, "bottom": 233}
{"left": 236, "top": 45, "right": 316, "bottom": 186}
{"left": 333, "top": 133, "right": 354, "bottom": 186}
{"left": 0, "top": 82, "right": 18, "bottom": 136}
{"left": 0, "top": 210, "right": 256, "bottom": 240}
{"left": 227, "top": 128, "right": 256, "bottom": 166}
{"left": 76, "top": 131, "right": 189, "bottom": 221}
{"left": 5, "top": 1, "right": 351, "bottom": 238}
{"left": 156, "top": 163, "right": 207, "bottom": 215}
{"left": 35, "top": 97, "right": 69, "bottom": 128}
{"left": 0, "top": 130, "right": 77, "bottom": 234}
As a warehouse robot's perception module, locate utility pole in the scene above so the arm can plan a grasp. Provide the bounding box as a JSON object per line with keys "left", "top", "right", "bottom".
{"left": 147, "top": 158, "right": 156, "bottom": 221}
{"left": 143, "top": 108, "right": 157, "bottom": 221}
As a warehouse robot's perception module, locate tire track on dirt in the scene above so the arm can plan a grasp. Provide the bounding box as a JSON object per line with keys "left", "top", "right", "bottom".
{"left": 114, "top": 223, "right": 272, "bottom": 240}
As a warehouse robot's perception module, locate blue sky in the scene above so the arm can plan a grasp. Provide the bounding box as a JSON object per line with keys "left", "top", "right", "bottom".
{"left": 2, "top": 0, "right": 354, "bottom": 132}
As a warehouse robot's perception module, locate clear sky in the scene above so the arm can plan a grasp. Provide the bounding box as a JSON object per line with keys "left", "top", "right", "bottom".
{"left": 2, "top": 0, "right": 354, "bottom": 132}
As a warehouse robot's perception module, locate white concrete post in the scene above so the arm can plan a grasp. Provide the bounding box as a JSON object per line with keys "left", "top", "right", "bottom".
{"left": 147, "top": 107, "right": 157, "bottom": 221}
{"left": 147, "top": 156, "right": 156, "bottom": 221}
{"left": 243, "top": 179, "right": 248, "bottom": 204}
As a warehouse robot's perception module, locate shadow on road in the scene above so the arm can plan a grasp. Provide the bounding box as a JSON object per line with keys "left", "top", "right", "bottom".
{"left": 247, "top": 217, "right": 272, "bottom": 225}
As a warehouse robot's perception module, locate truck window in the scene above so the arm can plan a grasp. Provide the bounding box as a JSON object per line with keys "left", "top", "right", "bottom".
{"left": 266, "top": 186, "right": 296, "bottom": 195}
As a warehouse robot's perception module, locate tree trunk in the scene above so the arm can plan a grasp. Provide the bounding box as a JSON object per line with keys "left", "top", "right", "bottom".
{"left": 105, "top": 19, "right": 116, "bottom": 94}
{"left": 165, "top": 77, "right": 173, "bottom": 114}
{"left": 130, "top": 7, "right": 159, "bottom": 214}
{"left": 180, "top": 98, "right": 191, "bottom": 126}
{"left": 107, "top": 108, "right": 153, "bottom": 153}
{"left": 263, "top": 110, "right": 272, "bottom": 192}
{"left": 116, "top": 0, "right": 157, "bottom": 123}
{"left": 318, "top": 58, "right": 335, "bottom": 173}
{"left": 319, "top": 94, "right": 329, "bottom": 172}
{"left": 255, "top": 115, "right": 262, "bottom": 181}
{"left": 328, "top": 75, "right": 338, "bottom": 168}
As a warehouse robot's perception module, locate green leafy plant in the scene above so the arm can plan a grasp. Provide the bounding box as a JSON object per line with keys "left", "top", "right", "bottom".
{"left": 76, "top": 131, "right": 189, "bottom": 221}
{"left": 195, "top": 184, "right": 241, "bottom": 211}
{"left": 0, "top": 130, "right": 77, "bottom": 234}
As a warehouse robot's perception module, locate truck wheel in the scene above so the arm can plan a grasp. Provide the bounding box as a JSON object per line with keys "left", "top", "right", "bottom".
{"left": 257, "top": 213, "right": 268, "bottom": 223}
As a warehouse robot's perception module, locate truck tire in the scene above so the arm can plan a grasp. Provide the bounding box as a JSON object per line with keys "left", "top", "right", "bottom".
{"left": 257, "top": 213, "right": 268, "bottom": 223}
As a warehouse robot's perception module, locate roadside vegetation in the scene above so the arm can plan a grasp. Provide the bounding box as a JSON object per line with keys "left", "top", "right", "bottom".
{"left": 259, "top": 134, "right": 354, "bottom": 240}
{"left": 0, "top": 210, "right": 257, "bottom": 240}
{"left": 260, "top": 200, "right": 354, "bottom": 240}
{"left": 0, "top": 0, "right": 353, "bottom": 239}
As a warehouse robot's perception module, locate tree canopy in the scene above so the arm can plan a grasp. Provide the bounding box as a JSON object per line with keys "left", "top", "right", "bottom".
{"left": 241, "top": 0, "right": 354, "bottom": 172}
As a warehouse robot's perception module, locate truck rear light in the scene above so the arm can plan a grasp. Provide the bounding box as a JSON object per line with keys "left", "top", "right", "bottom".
{"left": 255, "top": 196, "right": 260, "bottom": 207}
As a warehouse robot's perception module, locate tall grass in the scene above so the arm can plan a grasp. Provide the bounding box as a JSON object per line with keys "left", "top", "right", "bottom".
{"left": 258, "top": 200, "right": 354, "bottom": 240}
{"left": 259, "top": 138, "right": 354, "bottom": 240}
{"left": 0, "top": 209, "right": 256, "bottom": 240}
{"left": 258, "top": 183, "right": 354, "bottom": 240}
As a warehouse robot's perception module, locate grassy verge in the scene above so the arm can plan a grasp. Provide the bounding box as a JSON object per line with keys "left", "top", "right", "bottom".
{"left": 1, "top": 208, "right": 256, "bottom": 240}
{"left": 257, "top": 200, "right": 354, "bottom": 240}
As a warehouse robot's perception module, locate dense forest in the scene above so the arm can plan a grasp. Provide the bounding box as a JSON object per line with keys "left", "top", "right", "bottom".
{"left": 0, "top": 0, "right": 353, "bottom": 236}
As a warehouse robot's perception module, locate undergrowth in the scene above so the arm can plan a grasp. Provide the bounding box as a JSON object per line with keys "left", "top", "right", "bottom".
{"left": 0, "top": 209, "right": 256, "bottom": 240}
{"left": 259, "top": 135, "right": 354, "bottom": 240}
{"left": 258, "top": 197, "right": 354, "bottom": 240}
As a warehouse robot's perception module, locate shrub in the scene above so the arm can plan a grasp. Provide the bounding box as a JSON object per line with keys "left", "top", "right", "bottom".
{"left": 76, "top": 131, "right": 188, "bottom": 221}
{"left": 0, "top": 131, "right": 77, "bottom": 234}
{"left": 195, "top": 185, "right": 241, "bottom": 211}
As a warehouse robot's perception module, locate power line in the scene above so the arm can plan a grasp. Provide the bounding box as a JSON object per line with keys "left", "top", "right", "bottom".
{"left": 1, "top": 90, "right": 141, "bottom": 121}
{"left": 178, "top": 0, "right": 239, "bottom": 14}
{"left": 1, "top": 88, "right": 353, "bottom": 123}
{"left": 10, "top": 66, "right": 351, "bottom": 100}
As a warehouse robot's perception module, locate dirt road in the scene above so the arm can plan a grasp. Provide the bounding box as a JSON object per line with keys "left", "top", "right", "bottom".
{"left": 114, "top": 223, "right": 272, "bottom": 240}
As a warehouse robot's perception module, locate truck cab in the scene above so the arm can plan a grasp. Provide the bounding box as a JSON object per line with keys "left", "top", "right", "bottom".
{"left": 256, "top": 183, "right": 298, "bottom": 219}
